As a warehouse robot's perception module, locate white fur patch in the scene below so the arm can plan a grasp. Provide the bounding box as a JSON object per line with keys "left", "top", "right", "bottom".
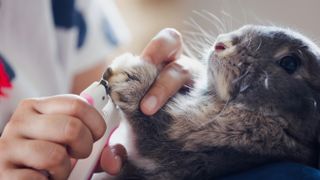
{"left": 108, "top": 53, "right": 147, "bottom": 83}
{"left": 109, "top": 117, "right": 159, "bottom": 171}
{"left": 215, "top": 72, "right": 231, "bottom": 100}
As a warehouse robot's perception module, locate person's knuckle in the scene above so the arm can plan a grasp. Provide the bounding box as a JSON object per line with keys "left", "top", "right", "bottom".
{"left": 81, "top": 142, "right": 93, "bottom": 158}
{"left": 168, "top": 62, "right": 191, "bottom": 78}
{"left": 3, "top": 116, "right": 23, "bottom": 135}
{"left": 8, "top": 99, "right": 37, "bottom": 129}
{"left": 30, "top": 141, "right": 66, "bottom": 169}
{"left": 69, "top": 98, "right": 87, "bottom": 116}
{"left": 64, "top": 118, "right": 83, "bottom": 143}
{"left": 46, "top": 145, "right": 67, "bottom": 168}
{"left": 18, "top": 98, "right": 37, "bottom": 108}
{"left": 153, "top": 81, "right": 171, "bottom": 96}
{"left": 3, "top": 119, "right": 17, "bottom": 133}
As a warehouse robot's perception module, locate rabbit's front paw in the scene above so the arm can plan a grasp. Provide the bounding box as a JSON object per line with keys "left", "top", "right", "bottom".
{"left": 104, "top": 53, "right": 158, "bottom": 113}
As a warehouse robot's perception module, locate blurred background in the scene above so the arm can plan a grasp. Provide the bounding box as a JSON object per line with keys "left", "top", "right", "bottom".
{"left": 114, "top": 0, "right": 320, "bottom": 57}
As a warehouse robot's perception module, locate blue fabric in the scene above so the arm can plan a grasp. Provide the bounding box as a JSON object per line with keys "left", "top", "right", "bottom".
{"left": 220, "top": 162, "right": 320, "bottom": 180}
{"left": 51, "top": 0, "right": 75, "bottom": 28}
{"left": 51, "top": 0, "right": 87, "bottom": 48}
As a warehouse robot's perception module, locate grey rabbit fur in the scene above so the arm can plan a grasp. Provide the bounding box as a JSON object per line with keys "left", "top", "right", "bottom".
{"left": 104, "top": 25, "right": 320, "bottom": 179}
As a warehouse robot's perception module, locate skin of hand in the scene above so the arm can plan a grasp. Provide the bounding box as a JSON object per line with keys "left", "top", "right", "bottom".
{"left": 0, "top": 95, "right": 107, "bottom": 179}
{"left": 0, "top": 70, "right": 128, "bottom": 179}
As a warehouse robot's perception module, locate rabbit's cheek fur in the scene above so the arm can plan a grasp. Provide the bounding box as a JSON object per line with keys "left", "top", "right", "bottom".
{"left": 207, "top": 54, "right": 244, "bottom": 101}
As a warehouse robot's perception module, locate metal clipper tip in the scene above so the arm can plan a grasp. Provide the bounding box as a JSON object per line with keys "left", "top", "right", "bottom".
{"left": 99, "top": 79, "right": 110, "bottom": 95}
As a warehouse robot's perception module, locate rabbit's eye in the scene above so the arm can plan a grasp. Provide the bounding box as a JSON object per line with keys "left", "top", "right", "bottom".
{"left": 278, "top": 55, "right": 301, "bottom": 74}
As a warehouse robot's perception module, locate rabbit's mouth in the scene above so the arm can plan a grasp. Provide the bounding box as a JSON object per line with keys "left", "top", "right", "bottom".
{"left": 209, "top": 52, "right": 244, "bottom": 101}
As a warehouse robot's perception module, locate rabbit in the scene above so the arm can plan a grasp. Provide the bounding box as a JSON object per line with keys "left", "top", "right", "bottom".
{"left": 104, "top": 25, "right": 320, "bottom": 180}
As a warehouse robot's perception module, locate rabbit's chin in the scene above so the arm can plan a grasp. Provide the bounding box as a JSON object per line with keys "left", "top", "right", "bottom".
{"left": 109, "top": 118, "right": 159, "bottom": 172}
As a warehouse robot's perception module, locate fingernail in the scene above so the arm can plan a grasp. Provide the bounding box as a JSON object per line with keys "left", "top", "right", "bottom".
{"left": 114, "top": 155, "right": 122, "bottom": 166}
{"left": 166, "top": 28, "right": 180, "bottom": 39}
{"left": 107, "top": 154, "right": 122, "bottom": 176}
{"left": 153, "top": 28, "right": 179, "bottom": 44}
{"left": 143, "top": 95, "right": 158, "bottom": 113}
{"left": 111, "top": 144, "right": 127, "bottom": 163}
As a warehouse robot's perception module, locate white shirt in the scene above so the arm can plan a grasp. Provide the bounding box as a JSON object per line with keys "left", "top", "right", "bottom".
{"left": 0, "top": 0, "right": 129, "bottom": 131}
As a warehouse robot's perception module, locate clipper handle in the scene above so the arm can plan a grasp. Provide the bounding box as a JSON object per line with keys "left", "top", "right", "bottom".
{"left": 68, "top": 81, "right": 120, "bottom": 180}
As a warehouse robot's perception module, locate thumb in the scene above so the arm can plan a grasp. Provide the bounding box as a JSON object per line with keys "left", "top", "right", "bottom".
{"left": 99, "top": 144, "right": 127, "bottom": 175}
{"left": 141, "top": 28, "right": 183, "bottom": 66}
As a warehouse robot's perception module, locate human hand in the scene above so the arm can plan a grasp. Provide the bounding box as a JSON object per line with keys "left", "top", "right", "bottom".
{"left": 139, "top": 28, "right": 199, "bottom": 115}
{"left": 0, "top": 95, "right": 107, "bottom": 179}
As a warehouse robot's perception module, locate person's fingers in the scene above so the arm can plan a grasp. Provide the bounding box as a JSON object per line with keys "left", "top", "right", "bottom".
{"left": 99, "top": 144, "right": 127, "bottom": 175}
{"left": 4, "top": 139, "right": 72, "bottom": 180}
{"left": 140, "top": 59, "right": 192, "bottom": 115}
{"left": 1, "top": 169, "right": 48, "bottom": 180}
{"left": 27, "top": 95, "right": 106, "bottom": 141}
{"left": 141, "top": 55, "right": 203, "bottom": 116}
{"left": 140, "top": 28, "right": 200, "bottom": 115}
{"left": 141, "top": 28, "right": 183, "bottom": 66}
{"left": 5, "top": 112, "right": 94, "bottom": 159}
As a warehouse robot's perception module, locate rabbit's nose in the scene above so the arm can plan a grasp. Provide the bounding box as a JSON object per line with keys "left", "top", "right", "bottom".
{"left": 214, "top": 35, "right": 236, "bottom": 58}
{"left": 214, "top": 42, "right": 227, "bottom": 51}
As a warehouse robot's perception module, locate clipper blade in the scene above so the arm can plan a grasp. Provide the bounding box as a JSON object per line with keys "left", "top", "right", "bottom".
{"left": 99, "top": 79, "right": 110, "bottom": 95}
